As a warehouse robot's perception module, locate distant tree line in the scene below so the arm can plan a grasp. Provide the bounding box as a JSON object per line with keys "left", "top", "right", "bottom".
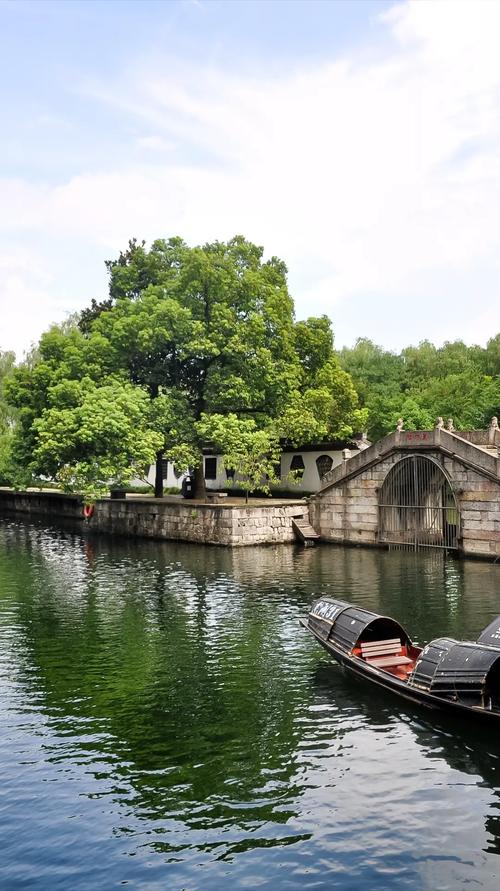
{"left": 339, "top": 337, "right": 500, "bottom": 441}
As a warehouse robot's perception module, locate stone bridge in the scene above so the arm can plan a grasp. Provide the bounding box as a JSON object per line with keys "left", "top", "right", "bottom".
{"left": 310, "top": 427, "right": 500, "bottom": 559}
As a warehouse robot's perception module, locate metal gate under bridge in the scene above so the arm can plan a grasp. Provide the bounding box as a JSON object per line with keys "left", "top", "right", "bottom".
{"left": 379, "top": 455, "right": 459, "bottom": 551}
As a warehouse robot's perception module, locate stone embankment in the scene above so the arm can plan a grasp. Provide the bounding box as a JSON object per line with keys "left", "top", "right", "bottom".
{"left": 0, "top": 490, "right": 308, "bottom": 547}
{"left": 0, "top": 489, "right": 83, "bottom": 519}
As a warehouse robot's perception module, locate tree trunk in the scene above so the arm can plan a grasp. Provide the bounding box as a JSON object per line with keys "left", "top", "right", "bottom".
{"left": 193, "top": 463, "right": 206, "bottom": 500}
{"left": 154, "top": 451, "right": 164, "bottom": 498}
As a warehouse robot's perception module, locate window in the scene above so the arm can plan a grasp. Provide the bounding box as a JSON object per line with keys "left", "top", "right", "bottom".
{"left": 204, "top": 457, "right": 217, "bottom": 480}
{"left": 225, "top": 466, "right": 235, "bottom": 480}
{"left": 161, "top": 458, "right": 169, "bottom": 480}
{"left": 290, "top": 454, "right": 305, "bottom": 479}
{"left": 316, "top": 454, "right": 333, "bottom": 479}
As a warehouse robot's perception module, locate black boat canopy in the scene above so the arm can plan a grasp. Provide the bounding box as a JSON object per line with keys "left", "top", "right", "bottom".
{"left": 409, "top": 637, "right": 500, "bottom": 704}
{"left": 309, "top": 597, "right": 411, "bottom": 651}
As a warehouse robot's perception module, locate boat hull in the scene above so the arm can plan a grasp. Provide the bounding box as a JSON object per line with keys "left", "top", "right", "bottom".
{"left": 301, "top": 618, "right": 500, "bottom": 723}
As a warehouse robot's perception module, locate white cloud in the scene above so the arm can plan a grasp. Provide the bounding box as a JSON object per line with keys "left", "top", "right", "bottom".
{"left": 2, "top": 0, "right": 500, "bottom": 358}
{"left": 136, "top": 135, "right": 175, "bottom": 151}
{"left": 0, "top": 251, "right": 59, "bottom": 357}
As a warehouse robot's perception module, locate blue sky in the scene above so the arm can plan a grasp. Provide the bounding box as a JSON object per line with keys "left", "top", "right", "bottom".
{"left": 1, "top": 0, "right": 393, "bottom": 182}
{"left": 1, "top": 0, "right": 499, "bottom": 359}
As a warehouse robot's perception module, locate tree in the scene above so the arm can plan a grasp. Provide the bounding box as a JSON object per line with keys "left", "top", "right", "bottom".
{"left": 82, "top": 236, "right": 301, "bottom": 495}
{"left": 416, "top": 373, "right": 500, "bottom": 430}
{"left": 483, "top": 334, "right": 500, "bottom": 377}
{"left": 339, "top": 337, "right": 405, "bottom": 403}
{"left": 339, "top": 338, "right": 406, "bottom": 439}
{"left": 82, "top": 237, "right": 364, "bottom": 496}
{"left": 5, "top": 325, "right": 161, "bottom": 498}
{"left": 339, "top": 336, "right": 500, "bottom": 439}
{"left": 7, "top": 237, "right": 366, "bottom": 499}
{"left": 365, "top": 393, "right": 433, "bottom": 439}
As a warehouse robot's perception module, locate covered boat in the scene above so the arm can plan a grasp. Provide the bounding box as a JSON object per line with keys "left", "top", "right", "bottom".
{"left": 301, "top": 597, "right": 500, "bottom": 721}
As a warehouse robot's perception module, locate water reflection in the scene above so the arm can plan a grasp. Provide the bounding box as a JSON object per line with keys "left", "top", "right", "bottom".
{"left": 1, "top": 517, "right": 500, "bottom": 889}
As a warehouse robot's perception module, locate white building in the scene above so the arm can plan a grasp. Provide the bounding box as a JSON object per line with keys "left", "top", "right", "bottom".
{"left": 138, "top": 436, "right": 369, "bottom": 495}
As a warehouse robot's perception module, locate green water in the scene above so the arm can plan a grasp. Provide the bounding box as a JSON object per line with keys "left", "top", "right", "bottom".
{"left": 1, "top": 516, "right": 500, "bottom": 889}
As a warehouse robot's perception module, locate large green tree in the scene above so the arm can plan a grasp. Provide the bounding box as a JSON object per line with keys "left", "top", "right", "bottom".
{"left": 91, "top": 237, "right": 365, "bottom": 495}
{"left": 7, "top": 237, "right": 365, "bottom": 498}
{"left": 32, "top": 378, "right": 163, "bottom": 500}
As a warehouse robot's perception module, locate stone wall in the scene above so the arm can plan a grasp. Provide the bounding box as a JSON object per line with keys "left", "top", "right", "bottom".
{"left": 0, "top": 490, "right": 308, "bottom": 547}
{"left": 448, "top": 462, "right": 500, "bottom": 558}
{"left": 92, "top": 498, "right": 309, "bottom": 546}
{"left": 310, "top": 454, "right": 398, "bottom": 548}
{"left": 0, "top": 489, "right": 83, "bottom": 519}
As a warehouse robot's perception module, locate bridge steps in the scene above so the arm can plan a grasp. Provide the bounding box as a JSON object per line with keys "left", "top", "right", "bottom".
{"left": 292, "top": 518, "right": 321, "bottom": 546}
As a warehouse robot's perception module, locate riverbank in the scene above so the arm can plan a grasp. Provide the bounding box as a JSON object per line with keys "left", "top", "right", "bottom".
{"left": 0, "top": 489, "right": 309, "bottom": 546}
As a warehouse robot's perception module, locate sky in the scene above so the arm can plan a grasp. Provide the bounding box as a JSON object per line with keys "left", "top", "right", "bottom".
{"left": 1, "top": 0, "right": 500, "bottom": 360}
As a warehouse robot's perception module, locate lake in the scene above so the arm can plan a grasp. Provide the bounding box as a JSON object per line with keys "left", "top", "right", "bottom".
{"left": 1, "top": 516, "right": 500, "bottom": 890}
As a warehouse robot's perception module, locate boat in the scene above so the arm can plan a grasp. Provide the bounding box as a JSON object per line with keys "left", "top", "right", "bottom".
{"left": 300, "top": 597, "right": 500, "bottom": 722}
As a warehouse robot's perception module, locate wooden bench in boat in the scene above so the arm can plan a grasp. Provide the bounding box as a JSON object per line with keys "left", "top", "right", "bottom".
{"left": 359, "top": 638, "right": 413, "bottom": 669}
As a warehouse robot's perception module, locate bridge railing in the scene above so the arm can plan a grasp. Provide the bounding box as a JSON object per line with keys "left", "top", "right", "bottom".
{"left": 317, "top": 428, "right": 500, "bottom": 493}
{"left": 318, "top": 430, "right": 399, "bottom": 489}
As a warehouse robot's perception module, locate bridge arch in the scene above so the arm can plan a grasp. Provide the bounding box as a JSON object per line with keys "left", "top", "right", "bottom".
{"left": 378, "top": 454, "right": 460, "bottom": 551}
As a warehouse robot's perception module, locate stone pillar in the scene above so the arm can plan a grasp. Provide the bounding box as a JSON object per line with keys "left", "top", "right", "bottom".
{"left": 489, "top": 416, "right": 499, "bottom": 446}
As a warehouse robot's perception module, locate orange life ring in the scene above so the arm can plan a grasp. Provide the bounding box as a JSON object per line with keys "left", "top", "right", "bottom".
{"left": 83, "top": 503, "right": 94, "bottom": 519}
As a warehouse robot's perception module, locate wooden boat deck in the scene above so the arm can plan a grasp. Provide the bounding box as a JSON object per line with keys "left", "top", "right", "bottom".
{"left": 352, "top": 638, "right": 420, "bottom": 681}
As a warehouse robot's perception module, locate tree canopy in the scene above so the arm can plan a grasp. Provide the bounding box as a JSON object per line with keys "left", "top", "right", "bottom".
{"left": 6, "top": 236, "right": 365, "bottom": 498}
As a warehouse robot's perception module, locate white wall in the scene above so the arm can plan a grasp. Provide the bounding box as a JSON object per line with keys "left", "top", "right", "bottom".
{"left": 280, "top": 449, "right": 344, "bottom": 492}
{"left": 129, "top": 462, "right": 184, "bottom": 490}
{"left": 204, "top": 447, "right": 362, "bottom": 493}
{"left": 132, "top": 445, "right": 364, "bottom": 494}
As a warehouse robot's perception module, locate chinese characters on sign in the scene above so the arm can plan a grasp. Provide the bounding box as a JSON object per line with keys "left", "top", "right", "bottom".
{"left": 403, "top": 432, "right": 431, "bottom": 442}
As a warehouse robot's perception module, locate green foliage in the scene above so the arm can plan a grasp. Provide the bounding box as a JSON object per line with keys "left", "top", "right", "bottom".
{"left": 278, "top": 344, "right": 367, "bottom": 445}
{"left": 31, "top": 380, "right": 163, "bottom": 500}
{"left": 7, "top": 231, "right": 500, "bottom": 496}
{"left": 294, "top": 315, "right": 334, "bottom": 376}
{"left": 196, "top": 413, "right": 282, "bottom": 500}
{"left": 365, "top": 394, "right": 434, "bottom": 440}
{"left": 416, "top": 373, "right": 500, "bottom": 429}
{"left": 483, "top": 334, "right": 500, "bottom": 376}
{"left": 84, "top": 237, "right": 363, "bottom": 492}
{"left": 0, "top": 432, "right": 14, "bottom": 486}
{"left": 339, "top": 337, "right": 500, "bottom": 439}
{"left": 0, "top": 349, "right": 17, "bottom": 485}
{"left": 7, "top": 237, "right": 367, "bottom": 496}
